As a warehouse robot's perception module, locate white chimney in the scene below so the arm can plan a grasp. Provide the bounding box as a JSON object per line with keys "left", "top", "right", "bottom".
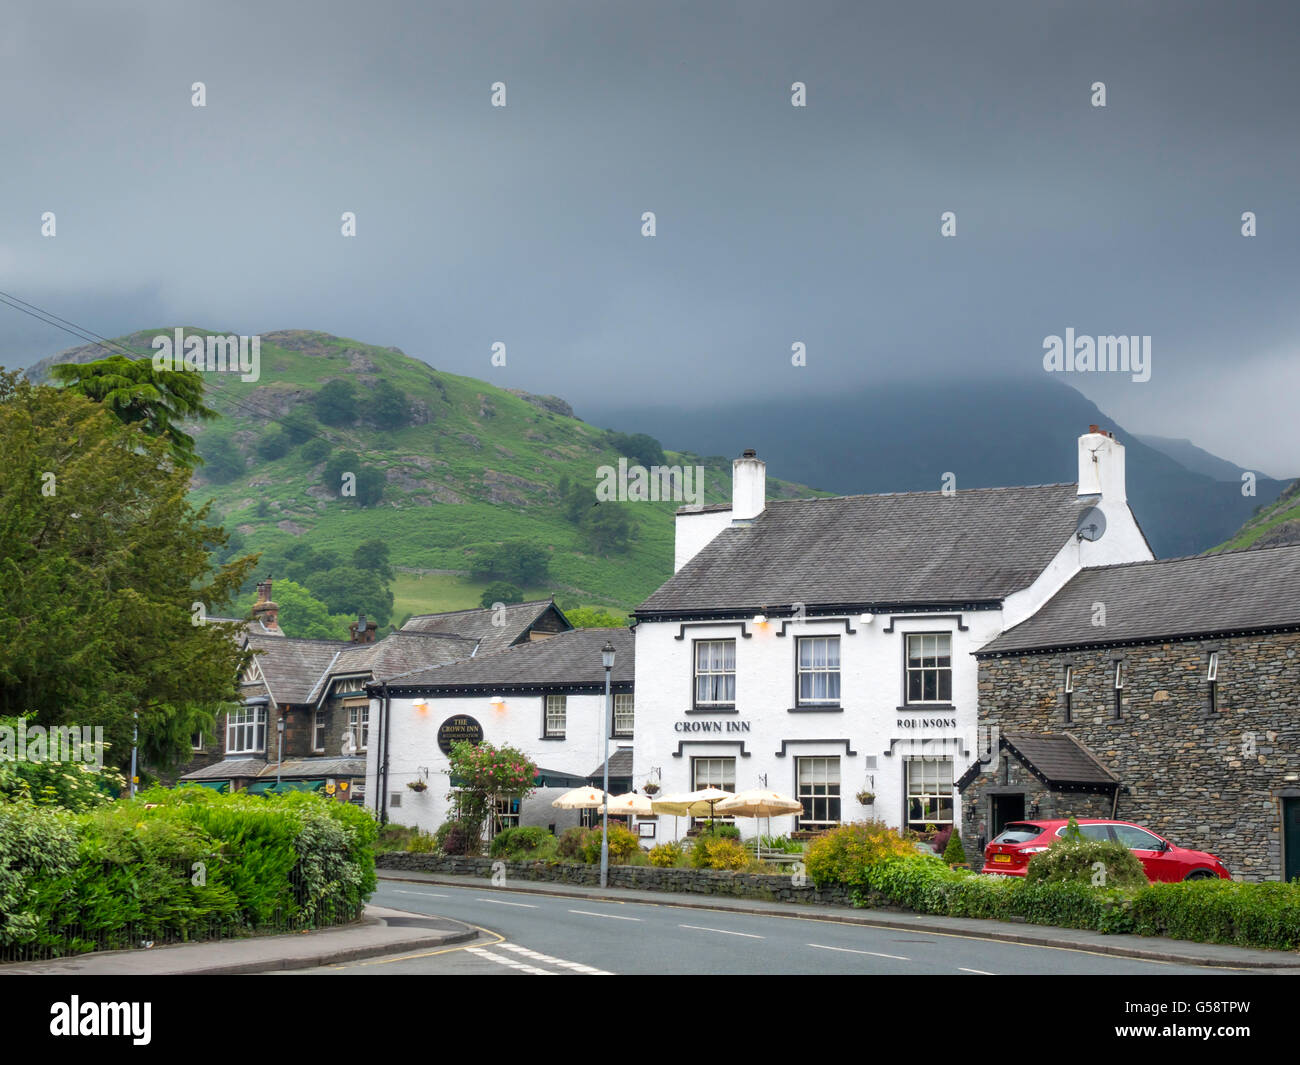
{"left": 732, "top": 448, "right": 766, "bottom": 523}
{"left": 1077, "top": 425, "right": 1126, "bottom": 503}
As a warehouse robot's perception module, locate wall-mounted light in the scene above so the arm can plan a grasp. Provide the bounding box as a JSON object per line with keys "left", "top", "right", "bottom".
{"left": 412, "top": 699, "right": 429, "bottom": 712}
{"left": 752, "top": 613, "right": 767, "bottom": 625}
{"left": 489, "top": 695, "right": 504, "bottom": 707}
{"left": 859, "top": 612, "right": 875, "bottom": 624}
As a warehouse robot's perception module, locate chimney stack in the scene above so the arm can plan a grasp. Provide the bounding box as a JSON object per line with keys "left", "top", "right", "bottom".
{"left": 251, "top": 579, "right": 281, "bottom": 633}
{"left": 350, "top": 613, "right": 376, "bottom": 643}
{"left": 1077, "top": 426, "right": 1126, "bottom": 502}
{"left": 731, "top": 448, "right": 766, "bottom": 524}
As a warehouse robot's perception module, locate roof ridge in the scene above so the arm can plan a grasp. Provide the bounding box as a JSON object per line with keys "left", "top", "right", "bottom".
{"left": 765, "top": 482, "right": 1078, "bottom": 506}
{"left": 1073, "top": 541, "right": 1300, "bottom": 574}
{"left": 404, "top": 599, "right": 553, "bottom": 622}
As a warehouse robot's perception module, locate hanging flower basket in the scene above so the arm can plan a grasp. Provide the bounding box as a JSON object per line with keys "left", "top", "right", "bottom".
{"left": 855, "top": 790, "right": 875, "bottom": 806}
{"left": 643, "top": 782, "right": 660, "bottom": 796}
{"left": 407, "top": 780, "right": 428, "bottom": 793}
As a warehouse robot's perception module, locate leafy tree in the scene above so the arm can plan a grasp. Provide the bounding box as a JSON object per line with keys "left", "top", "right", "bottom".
{"left": 0, "top": 370, "right": 256, "bottom": 771}
{"left": 352, "top": 538, "right": 395, "bottom": 582}
{"left": 301, "top": 438, "right": 331, "bottom": 464}
{"left": 309, "top": 566, "right": 394, "bottom": 627}
{"left": 564, "top": 606, "right": 626, "bottom": 628}
{"left": 322, "top": 450, "right": 385, "bottom": 506}
{"left": 583, "top": 503, "right": 632, "bottom": 554}
{"left": 469, "top": 541, "right": 548, "bottom": 585}
{"left": 314, "top": 379, "right": 357, "bottom": 426}
{"left": 368, "top": 379, "right": 410, "bottom": 428}
{"left": 243, "top": 578, "right": 351, "bottom": 640}
{"left": 280, "top": 407, "right": 318, "bottom": 445}
{"left": 51, "top": 354, "right": 218, "bottom": 468}
{"left": 198, "top": 431, "right": 246, "bottom": 484}
{"left": 606, "top": 431, "right": 665, "bottom": 469}
{"left": 256, "top": 427, "right": 291, "bottom": 460}
{"left": 480, "top": 582, "right": 523, "bottom": 608}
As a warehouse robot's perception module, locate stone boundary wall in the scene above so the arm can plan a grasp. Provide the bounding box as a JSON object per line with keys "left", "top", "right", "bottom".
{"left": 376, "top": 852, "right": 860, "bottom": 906}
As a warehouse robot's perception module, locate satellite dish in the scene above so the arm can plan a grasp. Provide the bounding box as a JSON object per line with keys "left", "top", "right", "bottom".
{"left": 1076, "top": 506, "right": 1107, "bottom": 543}
{"left": 341, "top": 733, "right": 357, "bottom": 756}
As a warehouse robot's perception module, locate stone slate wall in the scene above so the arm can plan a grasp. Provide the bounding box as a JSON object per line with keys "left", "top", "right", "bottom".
{"left": 967, "top": 631, "right": 1300, "bottom": 881}
{"left": 376, "top": 852, "right": 859, "bottom": 906}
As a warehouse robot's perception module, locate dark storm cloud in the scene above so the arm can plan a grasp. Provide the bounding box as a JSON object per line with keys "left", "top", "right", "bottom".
{"left": 1, "top": 1, "right": 1297, "bottom": 469}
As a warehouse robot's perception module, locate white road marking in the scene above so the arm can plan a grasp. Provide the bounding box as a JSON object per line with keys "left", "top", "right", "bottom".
{"left": 808, "top": 943, "right": 909, "bottom": 961}
{"left": 392, "top": 889, "right": 449, "bottom": 898}
{"left": 465, "top": 946, "right": 552, "bottom": 974}
{"left": 959, "top": 967, "right": 994, "bottom": 975}
{"left": 475, "top": 898, "right": 537, "bottom": 908}
{"left": 679, "top": 924, "right": 764, "bottom": 939}
{"left": 570, "top": 909, "right": 640, "bottom": 921}
{"left": 496, "top": 942, "right": 612, "bottom": 974}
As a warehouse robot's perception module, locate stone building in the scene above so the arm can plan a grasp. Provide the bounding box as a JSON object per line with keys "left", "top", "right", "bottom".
{"left": 961, "top": 544, "right": 1300, "bottom": 881}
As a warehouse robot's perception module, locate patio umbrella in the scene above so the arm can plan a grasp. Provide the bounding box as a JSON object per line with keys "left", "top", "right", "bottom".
{"left": 598, "top": 791, "right": 655, "bottom": 835}
{"left": 550, "top": 785, "right": 608, "bottom": 809}
{"left": 715, "top": 789, "right": 804, "bottom": 856}
{"left": 652, "top": 788, "right": 734, "bottom": 838}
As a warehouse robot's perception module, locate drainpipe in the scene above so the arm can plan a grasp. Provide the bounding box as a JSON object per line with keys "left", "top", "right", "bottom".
{"left": 379, "top": 683, "right": 392, "bottom": 826}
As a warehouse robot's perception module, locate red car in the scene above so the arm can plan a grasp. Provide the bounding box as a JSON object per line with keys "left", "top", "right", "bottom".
{"left": 983, "top": 819, "right": 1231, "bottom": 882}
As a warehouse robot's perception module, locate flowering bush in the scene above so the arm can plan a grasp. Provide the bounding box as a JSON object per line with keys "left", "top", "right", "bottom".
{"left": 446, "top": 740, "right": 536, "bottom": 796}
{"left": 690, "top": 836, "right": 749, "bottom": 870}
{"left": 804, "top": 820, "right": 917, "bottom": 889}
{"left": 649, "top": 841, "right": 683, "bottom": 867}
{"left": 0, "top": 756, "right": 123, "bottom": 812}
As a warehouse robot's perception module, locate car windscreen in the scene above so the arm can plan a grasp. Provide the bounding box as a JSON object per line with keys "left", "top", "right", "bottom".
{"left": 991, "top": 823, "right": 1043, "bottom": 844}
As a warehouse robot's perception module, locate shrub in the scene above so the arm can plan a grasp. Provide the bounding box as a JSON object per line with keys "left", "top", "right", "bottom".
{"left": 301, "top": 438, "right": 331, "bottom": 465}
{"left": 688, "top": 835, "right": 750, "bottom": 870}
{"left": 696, "top": 822, "right": 741, "bottom": 841}
{"left": 805, "top": 820, "right": 918, "bottom": 888}
{"left": 1025, "top": 839, "right": 1148, "bottom": 890}
{"left": 0, "top": 801, "right": 79, "bottom": 946}
{"left": 1130, "top": 880, "right": 1300, "bottom": 951}
{"left": 942, "top": 829, "right": 968, "bottom": 865}
{"left": 557, "top": 826, "right": 588, "bottom": 861}
{"left": 441, "top": 822, "right": 479, "bottom": 857}
{"left": 649, "top": 842, "right": 683, "bottom": 867}
{"left": 579, "top": 824, "right": 640, "bottom": 865}
{"left": 491, "top": 826, "right": 553, "bottom": 859}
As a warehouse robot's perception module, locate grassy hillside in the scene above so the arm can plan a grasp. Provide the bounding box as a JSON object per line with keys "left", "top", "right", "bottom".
{"left": 1210, "top": 478, "right": 1300, "bottom": 552}
{"left": 29, "top": 329, "right": 825, "bottom": 616}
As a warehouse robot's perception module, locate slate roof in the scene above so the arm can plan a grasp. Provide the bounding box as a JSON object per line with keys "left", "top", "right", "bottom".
{"left": 637, "top": 484, "right": 1091, "bottom": 614}
{"left": 322, "top": 632, "right": 479, "bottom": 691}
{"left": 588, "top": 747, "right": 634, "bottom": 780}
{"left": 244, "top": 634, "right": 350, "bottom": 705}
{"left": 957, "top": 732, "right": 1118, "bottom": 791}
{"left": 401, "top": 599, "right": 570, "bottom": 656}
{"left": 381, "top": 627, "right": 634, "bottom": 690}
{"left": 180, "top": 756, "right": 366, "bottom": 781}
{"left": 977, "top": 544, "right": 1300, "bottom": 656}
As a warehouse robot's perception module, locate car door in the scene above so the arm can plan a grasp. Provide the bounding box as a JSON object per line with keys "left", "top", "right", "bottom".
{"left": 1110, "top": 823, "right": 1177, "bottom": 881}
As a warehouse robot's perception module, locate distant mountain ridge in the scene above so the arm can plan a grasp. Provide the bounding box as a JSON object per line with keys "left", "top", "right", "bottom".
{"left": 586, "top": 377, "right": 1290, "bottom": 560}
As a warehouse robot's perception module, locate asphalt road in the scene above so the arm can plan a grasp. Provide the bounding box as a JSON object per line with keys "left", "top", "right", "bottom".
{"left": 290, "top": 882, "right": 1246, "bottom": 976}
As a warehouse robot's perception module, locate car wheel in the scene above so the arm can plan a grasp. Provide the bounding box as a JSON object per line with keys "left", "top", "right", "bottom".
{"left": 1183, "top": 869, "right": 1217, "bottom": 881}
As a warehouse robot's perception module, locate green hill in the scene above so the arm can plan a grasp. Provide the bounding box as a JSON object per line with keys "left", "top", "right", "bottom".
{"left": 1210, "top": 477, "right": 1300, "bottom": 552}
{"left": 28, "top": 329, "right": 825, "bottom": 617}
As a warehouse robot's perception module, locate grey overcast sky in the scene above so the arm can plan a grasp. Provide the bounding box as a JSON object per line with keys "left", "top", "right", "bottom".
{"left": 2, "top": 1, "right": 1297, "bottom": 471}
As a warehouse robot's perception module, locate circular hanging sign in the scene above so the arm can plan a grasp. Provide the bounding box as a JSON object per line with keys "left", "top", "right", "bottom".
{"left": 437, "top": 714, "right": 484, "bottom": 755}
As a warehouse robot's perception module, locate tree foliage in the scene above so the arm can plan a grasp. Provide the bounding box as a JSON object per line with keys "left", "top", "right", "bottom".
{"left": 314, "top": 379, "right": 357, "bottom": 426}
{"left": 0, "top": 371, "right": 256, "bottom": 770}
{"left": 51, "top": 354, "right": 218, "bottom": 469}
{"left": 468, "top": 540, "right": 549, "bottom": 585}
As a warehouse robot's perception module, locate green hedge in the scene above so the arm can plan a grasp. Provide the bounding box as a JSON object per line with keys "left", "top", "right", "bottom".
{"left": 0, "top": 786, "right": 377, "bottom": 959}
{"left": 819, "top": 852, "right": 1300, "bottom": 952}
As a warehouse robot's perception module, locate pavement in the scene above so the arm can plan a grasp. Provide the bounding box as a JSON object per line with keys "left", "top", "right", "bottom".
{"left": 373, "top": 869, "right": 1300, "bottom": 970}
{"left": 0, "top": 906, "right": 477, "bottom": 976}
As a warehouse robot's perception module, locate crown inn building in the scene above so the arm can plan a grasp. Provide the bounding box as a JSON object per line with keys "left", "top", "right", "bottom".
{"left": 629, "top": 431, "right": 1155, "bottom": 843}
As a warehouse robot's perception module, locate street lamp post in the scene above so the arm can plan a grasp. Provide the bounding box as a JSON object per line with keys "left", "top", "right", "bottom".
{"left": 600, "top": 640, "right": 616, "bottom": 889}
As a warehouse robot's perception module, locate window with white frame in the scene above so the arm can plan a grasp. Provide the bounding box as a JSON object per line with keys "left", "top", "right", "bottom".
{"left": 905, "top": 757, "right": 954, "bottom": 831}
{"left": 796, "top": 756, "right": 841, "bottom": 829}
{"left": 1207, "top": 652, "right": 1219, "bottom": 714}
{"left": 348, "top": 705, "right": 369, "bottom": 751}
{"left": 545, "top": 694, "right": 566, "bottom": 737}
{"left": 694, "top": 640, "right": 736, "bottom": 706}
{"left": 312, "top": 709, "right": 327, "bottom": 752}
{"left": 190, "top": 731, "right": 204, "bottom": 751}
{"left": 614, "top": 692, "right": 634, "bottom": 736}
{"left": 905, "top": 633, "right": 952, "bottom": 703}
{"left": 797, "top": 636, "right": 841, "bottom": 705}
{"left": 692, "top": 757, "right": 735, "bottom": 790}
{"left": 1063, "top": 664, "right": 1074, "bottom": 723}
{"left": 227, "top": 706, "right": 266, "bottom": 754}
{"left": 1112, "top": 660, "right": 1124, "bottom": 720}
